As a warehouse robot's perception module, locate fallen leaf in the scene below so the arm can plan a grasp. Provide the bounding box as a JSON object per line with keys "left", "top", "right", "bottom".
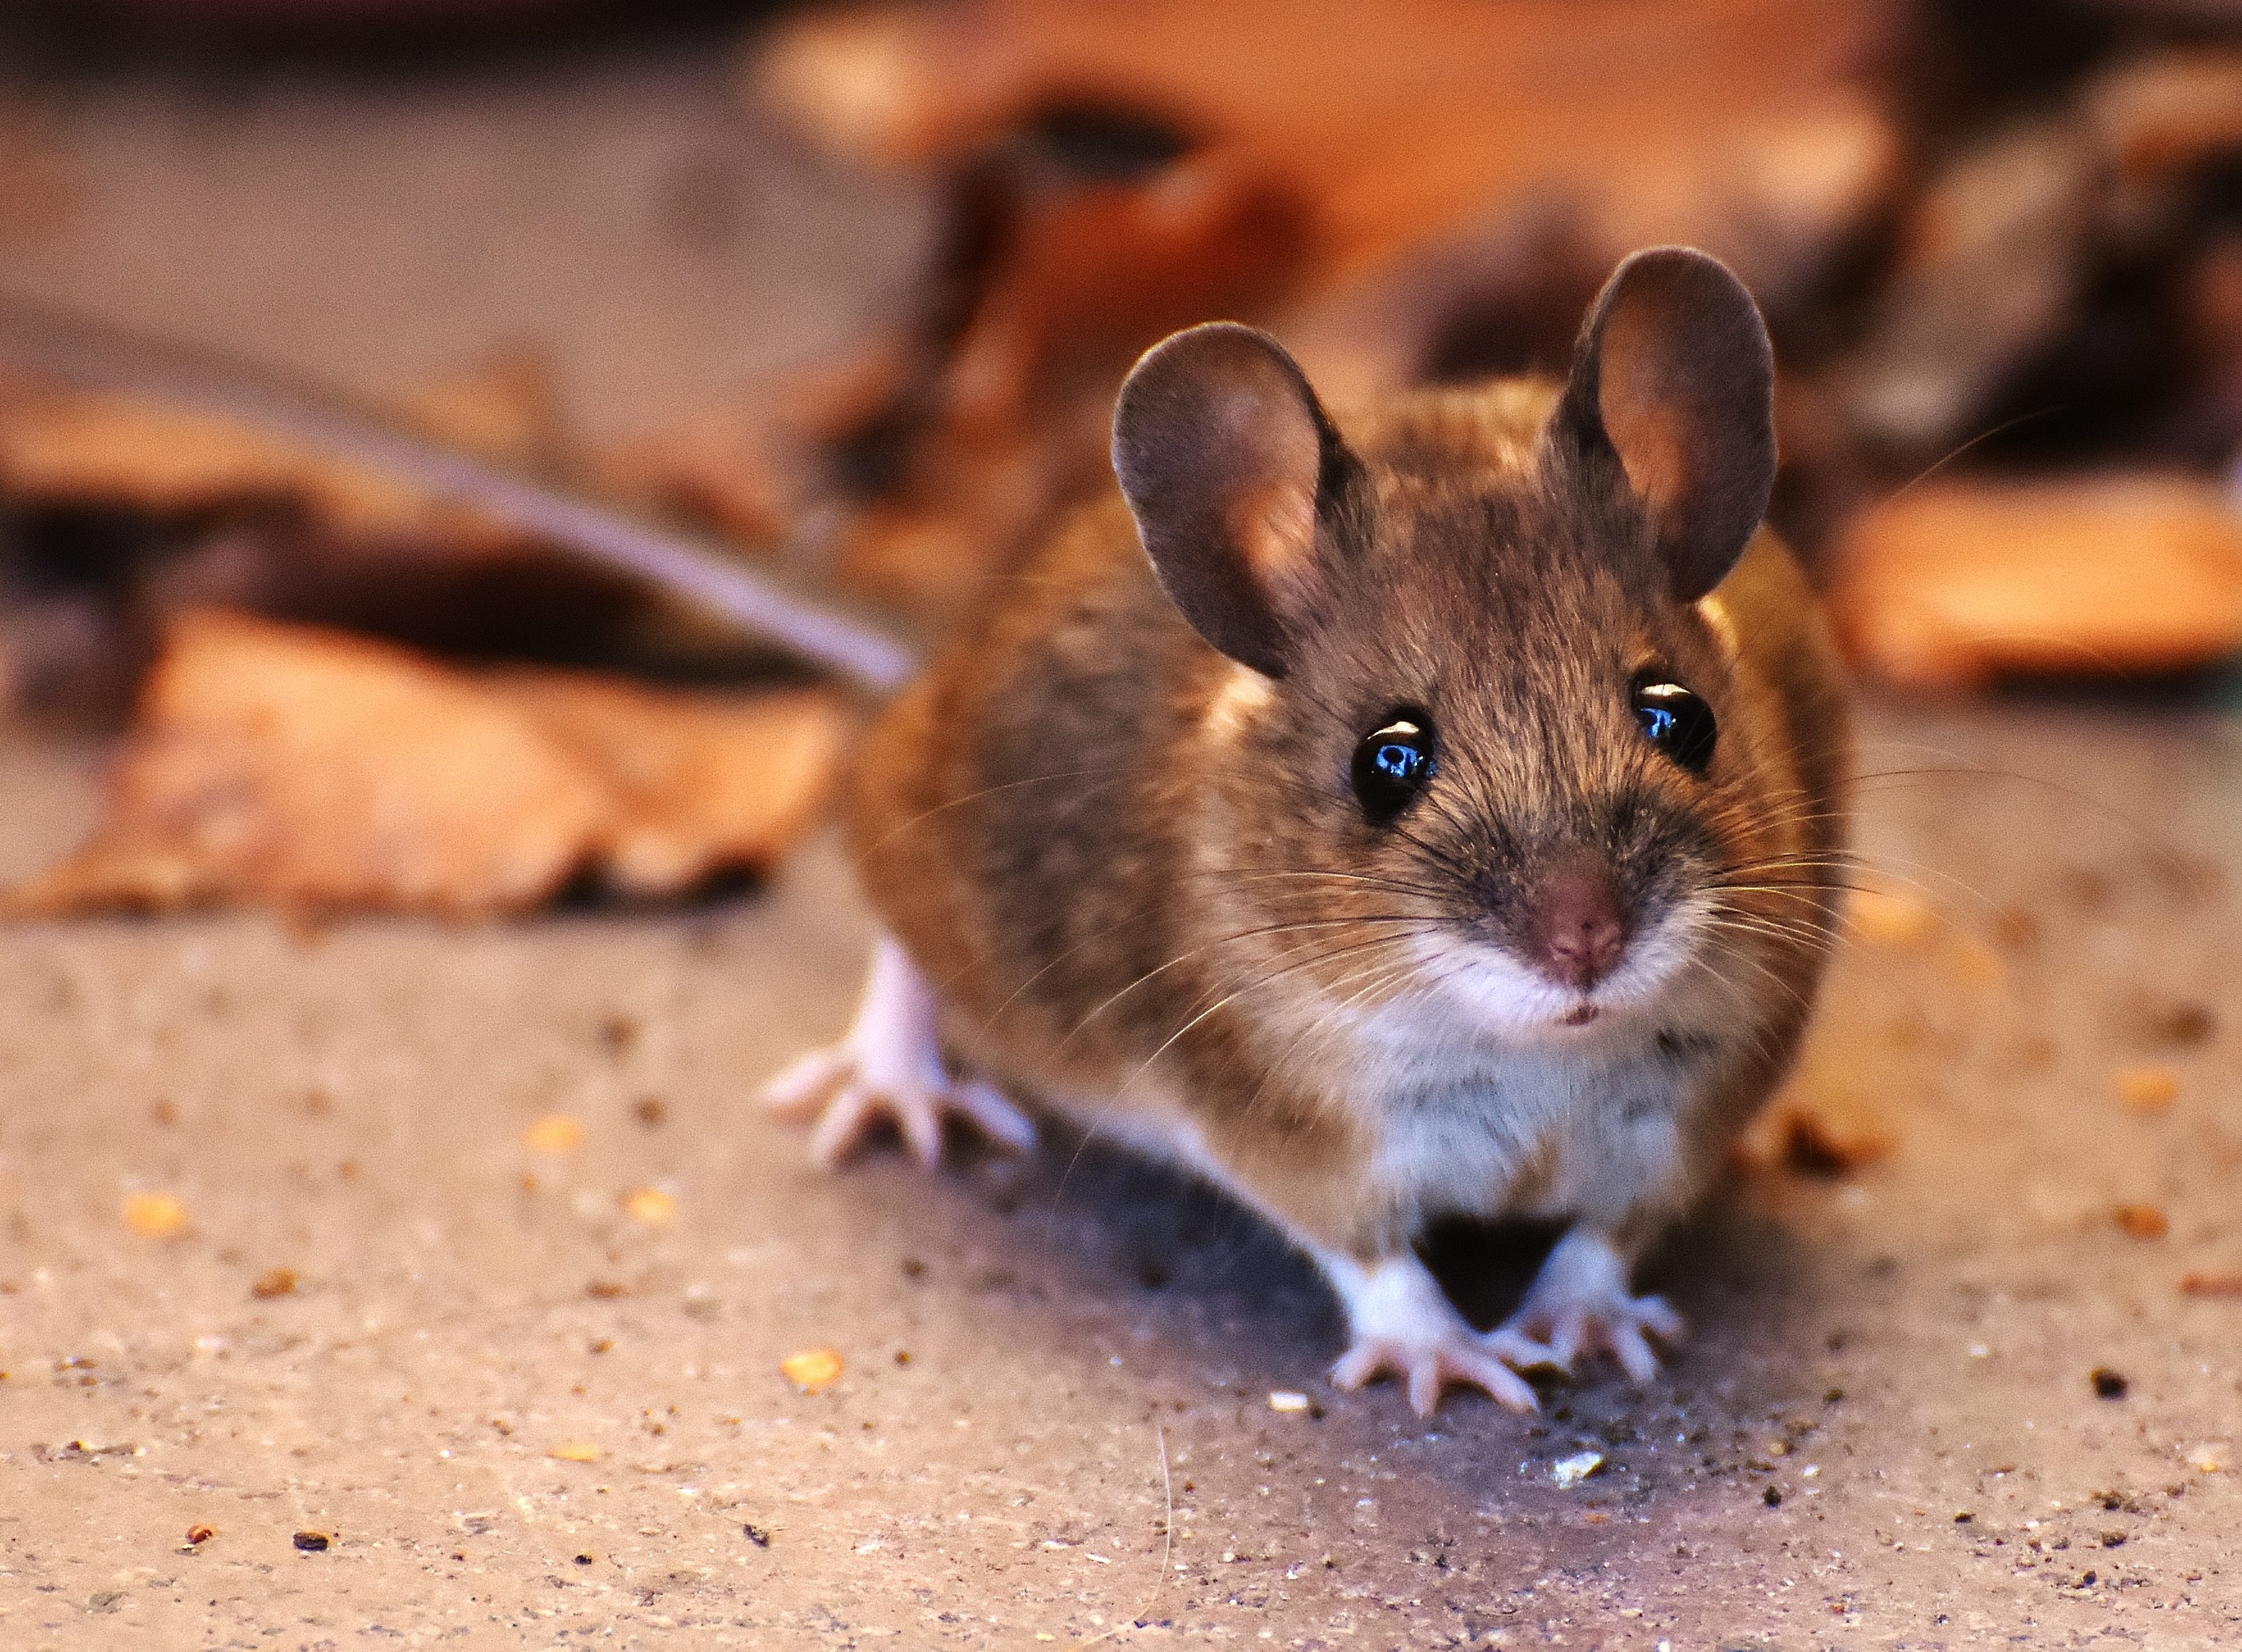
{"left": 1831, "top": 476, "right": 2242, "bottom": 691}
{"left": 781, "top": 1347, "right": 845, "bottom": 1393}
{"left": 6, "top": 611, "right": 846, "bottom": 917}
{"left": 122, "top": 1191, "right": 189, "bottom": 1237}
{"left": 2113, "top": 1204, "right": 2168, "bottom": 1239}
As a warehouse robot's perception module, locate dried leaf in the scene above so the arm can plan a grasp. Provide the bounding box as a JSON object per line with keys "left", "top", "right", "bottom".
{"left": 7, "top": 611, "right": 846, "bottom": 917}
{"left": 1831, "top": 476, "right": 2242, "bottom": 691}
{"left": 2113, "top": 1204, "right": 2169, "bottom": 1239}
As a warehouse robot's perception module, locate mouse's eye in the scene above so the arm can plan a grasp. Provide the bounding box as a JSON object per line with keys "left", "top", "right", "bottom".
{"left": 1352, "top": 712, "right": 1436, "bottom": 824}
{"left": 1632, "top": 682, "right": 1717, "bottom": 774}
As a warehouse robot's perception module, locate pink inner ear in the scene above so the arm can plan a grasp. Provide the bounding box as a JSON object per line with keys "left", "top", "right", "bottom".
{"left": 1595, "top": 293, "right": 1694, "bottom": 526}
{"left": 1605, "top": 398, "right": 1692, "bottom": 527}
{"left": 1225, "top": 476, "right": 1318, "bottom": 595}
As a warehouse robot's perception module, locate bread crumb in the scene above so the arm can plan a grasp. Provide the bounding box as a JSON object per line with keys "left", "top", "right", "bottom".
{"left": 122, "top": 1191, "right": 189, "bottom": 1237}
{"left": 2117, "top": 1067, "right": 2180, "bottom": 1111}
{"left": 523, "top": 1114, "right": 585, "bottom": 1155}
{"left": 781, "top": 1348, "right": 844, "bottom": 1393}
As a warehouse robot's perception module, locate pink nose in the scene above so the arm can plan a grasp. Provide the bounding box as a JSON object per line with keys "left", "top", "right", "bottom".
{"left": 1526, "top": 863, "right": 1626, "bottom": 990}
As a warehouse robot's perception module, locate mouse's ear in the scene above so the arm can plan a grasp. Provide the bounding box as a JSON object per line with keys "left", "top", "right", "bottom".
{"left": 1113, "top": 323, "right": 1350, "bottom": 679}
{"left": 1546, "top": 247, "right": 1776, "bottom": 602}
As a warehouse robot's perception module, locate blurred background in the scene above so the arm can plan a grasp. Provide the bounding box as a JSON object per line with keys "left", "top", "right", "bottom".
{"left": 3, "top": 0, "right": 2239, "bottom": 908}
{"left": 1, "top": 5, "right": 2239, "bottom": 1642}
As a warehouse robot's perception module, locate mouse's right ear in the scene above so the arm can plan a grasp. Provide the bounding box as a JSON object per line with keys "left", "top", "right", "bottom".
{"left": 1113, "top": 323, "right": 1350, "bottom": 680}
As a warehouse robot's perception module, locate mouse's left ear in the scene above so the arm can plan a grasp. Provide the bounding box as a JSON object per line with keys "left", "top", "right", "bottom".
{"left": 1546, "top": 247, "right": 1776, "bottom": 603}
{"left": 1113, "top": 323, "right": 1354, "bottom": 679}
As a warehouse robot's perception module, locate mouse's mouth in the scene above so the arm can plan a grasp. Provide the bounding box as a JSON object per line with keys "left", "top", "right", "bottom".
{"left": 1414, "top": 897, "right": 1708, "bottom": 1037}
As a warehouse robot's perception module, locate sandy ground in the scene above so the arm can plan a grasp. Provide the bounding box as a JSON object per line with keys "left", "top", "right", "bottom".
{"left": 1, "top": 27, "right": 2240, "bottom": 1651}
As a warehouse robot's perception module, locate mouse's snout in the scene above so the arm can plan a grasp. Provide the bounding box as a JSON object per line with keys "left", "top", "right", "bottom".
{"left": 1519, "top": 856, "right": 1630, "bottom": 990}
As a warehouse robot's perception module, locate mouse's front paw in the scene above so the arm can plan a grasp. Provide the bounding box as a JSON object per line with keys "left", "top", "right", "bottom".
{"left": 1499, "top": 1228, "right": 1684, "bottom": 1384}
{"left": 763, "top": 1048, "right": 1034, "bottom": 1170}
{"left": 1330, "top": 1330, "right": 1542, "bottom": 1418}
{"left": 761, "top": 935, "right": 1036, "bottom": 1170}
{"left": 1318, "top": 1250, "right": 1550, "bottom": 1418}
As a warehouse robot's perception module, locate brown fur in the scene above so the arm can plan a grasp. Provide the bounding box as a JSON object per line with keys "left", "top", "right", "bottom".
{"left": 849, "top": 372, "right": 1848, "bottom": 1267}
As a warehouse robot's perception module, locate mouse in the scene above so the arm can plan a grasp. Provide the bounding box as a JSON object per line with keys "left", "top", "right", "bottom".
{"left": 1, "top": 248, "right": 1851, "bottom": 1418}
{"left": 761, "top": 245, "right": 1853, "bottom": 1417}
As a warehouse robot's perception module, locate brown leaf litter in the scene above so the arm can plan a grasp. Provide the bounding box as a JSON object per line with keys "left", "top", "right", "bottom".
{"left": 6, "top": 610, "right": 847, "bottom": 917}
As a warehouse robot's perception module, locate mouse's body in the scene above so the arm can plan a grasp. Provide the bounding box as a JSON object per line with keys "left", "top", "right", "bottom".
{"left": 767, "top": 249, "right": 1851, "bottom": 1415}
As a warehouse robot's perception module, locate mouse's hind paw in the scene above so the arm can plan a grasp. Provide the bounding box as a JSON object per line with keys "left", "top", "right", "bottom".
{"left": 760, "top": 936, "right": 1035, "bottom": 1170}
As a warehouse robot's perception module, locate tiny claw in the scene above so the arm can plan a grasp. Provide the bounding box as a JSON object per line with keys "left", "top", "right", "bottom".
{"left": 759, "top": 1049, "right": 847, "bottom": 1120}
{"left": 1480, "top": 1325, "right": 1564, "bottom": 1374}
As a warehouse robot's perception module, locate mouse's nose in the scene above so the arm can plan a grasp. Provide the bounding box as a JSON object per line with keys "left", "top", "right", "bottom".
{"left": 1525, "top": 861, "right": 1627, "bottom": 990}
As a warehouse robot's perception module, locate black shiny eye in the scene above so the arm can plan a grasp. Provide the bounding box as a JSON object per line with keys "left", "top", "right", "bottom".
{"left": 1352, "top": 712, "right": 1436, "bottom": 824}
{"left": 1632, "top": 681, "right": 1717, "bottom": 774}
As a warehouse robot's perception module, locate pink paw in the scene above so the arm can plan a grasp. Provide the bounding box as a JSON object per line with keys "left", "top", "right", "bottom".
{"left": 1330, "top": 1332, "right": 1545, "bottom": 1418}
{"left": 1500, "top": 1229, "right": 1685, "bottom": 1384}
{"left": 764, "top": 1049, "right": 1034, "bottom": 1169}
{"left": 763, "top": 936, "right": 1036, "bottom": 1170}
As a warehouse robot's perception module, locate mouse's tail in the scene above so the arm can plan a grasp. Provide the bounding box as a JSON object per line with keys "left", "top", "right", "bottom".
{"left": 0, "top": 292, "right": 921, "bottom": 696}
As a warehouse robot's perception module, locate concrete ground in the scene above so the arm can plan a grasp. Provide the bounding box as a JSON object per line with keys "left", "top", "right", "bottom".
{"left": 1, "top": 26, "right": 2239, "bottom": 1651}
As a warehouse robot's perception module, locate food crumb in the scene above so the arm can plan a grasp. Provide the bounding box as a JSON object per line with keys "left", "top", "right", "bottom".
{"left": 2186, "top": 1444, "right": 2225, "bottom": 1473}
{"left": 781, "top": 1347, "right": 844, "bottom": 1393}
{"left": 622, "top": 1187, "right": 677, "bottom": 1226}
{"left": 291, "top": 1530, "right": 330, "bottom": 1552}
{"left": 2117, "top": 1067, "right": 2181, "bottom": 1111}
{"left": 185, "top": 1524, "right": 215, "bottom": 1546}
{"left": 122, "top": 1191, "right": 190, "bottom": 1237}
{"left": 1551, "top": 1451, "right": 1604, "bottom": 1489}
{"left": 548, "top": 1441, "right": 601, "bottom": 1462}
{"left": 1268, "top": 1390, "right": 1311, "bottom": 1414}
{"left": 1849, "top": 887, "right": 1938, "bottom": 946}
{"left": 250, "top": 1267, "right": 299, "bottom": 1299}
{"left": 2113, "top": 1204, "right": 2168, "bottom": 1239}
{"left": 523, "top": 1114, "right": 585, "bottom": 1155}
{"left": 2091, "top": 1366, "right": 2129, "bottom": 1400}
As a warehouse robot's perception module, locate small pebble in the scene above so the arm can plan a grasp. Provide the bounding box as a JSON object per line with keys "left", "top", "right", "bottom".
{"left": 291, "top": 1530, "right": 330, "bottom": 1552}
{"left": 2091, "top": 1366, "right": 2129, "bottom": 1400}
{"left": 1551, "top": 1451, "right": 1604, "bottom": 1489}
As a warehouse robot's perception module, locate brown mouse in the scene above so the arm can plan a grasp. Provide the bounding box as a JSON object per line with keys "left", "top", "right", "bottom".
{"left": 764, "top": 245, "right": 1851, "bottom": 1417}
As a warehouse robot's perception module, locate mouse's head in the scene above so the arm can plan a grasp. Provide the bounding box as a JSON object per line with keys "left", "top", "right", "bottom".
{"left": 1113, "top": 247, "right": 1817, "bottom": 1040}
